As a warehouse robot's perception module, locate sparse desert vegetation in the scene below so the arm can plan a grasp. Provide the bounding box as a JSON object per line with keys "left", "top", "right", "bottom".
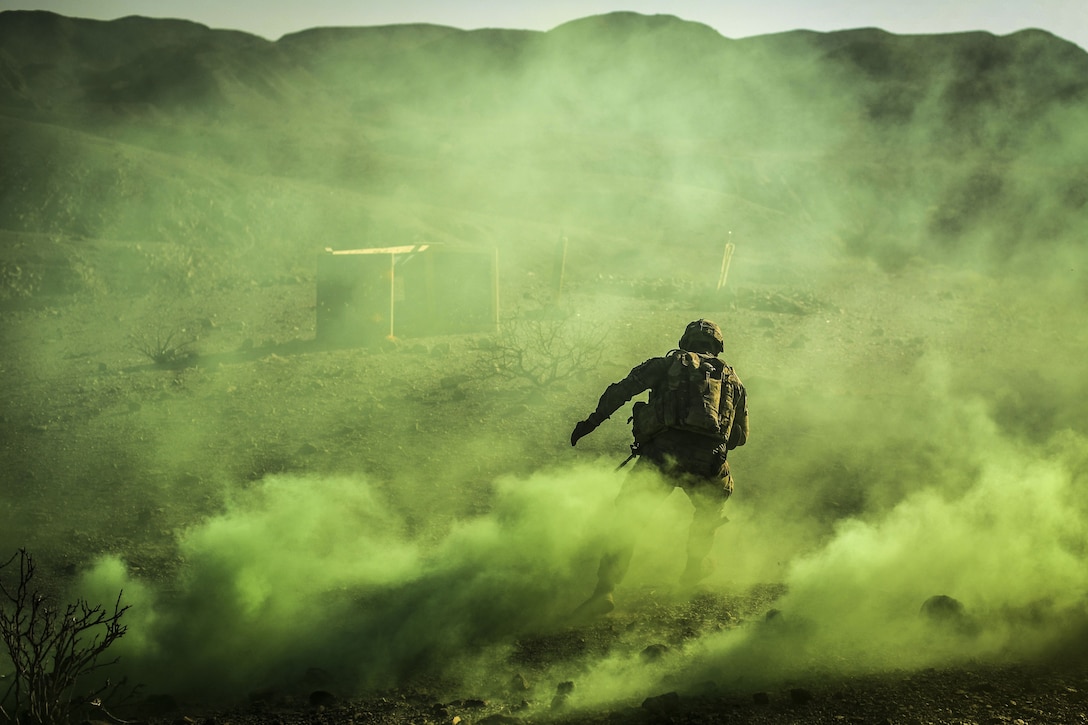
{"left": 2, "top": 9, "right": 1088, "bottom": 724}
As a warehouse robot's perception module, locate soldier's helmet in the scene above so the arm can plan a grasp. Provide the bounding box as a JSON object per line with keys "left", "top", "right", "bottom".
{"left": 678, "top": 319, "right": 724, "bottom": 355}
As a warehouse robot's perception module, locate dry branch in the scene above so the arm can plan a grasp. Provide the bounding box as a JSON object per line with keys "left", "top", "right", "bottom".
{"left": 478, "top": 308, "right": 606, "bottom": 389}
{"left": 0, "top": 549, "right": 129, "bottom": 725}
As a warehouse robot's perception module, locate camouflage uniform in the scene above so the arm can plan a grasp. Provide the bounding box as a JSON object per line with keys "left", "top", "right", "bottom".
{"left": 571, "top": 320, "right": 749, "bottom": 614}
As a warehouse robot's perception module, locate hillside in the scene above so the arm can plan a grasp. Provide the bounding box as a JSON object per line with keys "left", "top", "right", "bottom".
{"left": 2, "top": 9, "right": 1087, "bottom": 285}
{"left": 2, "top": 9, "right": 1088, "bottom": 724}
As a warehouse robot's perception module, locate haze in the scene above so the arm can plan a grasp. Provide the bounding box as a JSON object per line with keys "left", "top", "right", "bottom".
{"left": 1, "top": 5, "right": 1087, "bottom": 717}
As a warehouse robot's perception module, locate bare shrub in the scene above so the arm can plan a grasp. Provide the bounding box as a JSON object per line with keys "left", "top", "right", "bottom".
{"left": 129, "top": 320, "right": 198, "bottom": 367}
{"left": 0, "top": 549, "right": 129, "bottom": 725}
{"left": 478, "top": 306, "right": 606, "bottom": 388}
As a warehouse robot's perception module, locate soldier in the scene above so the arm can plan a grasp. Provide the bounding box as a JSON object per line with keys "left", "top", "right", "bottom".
{"left": 570, "top": 319, "right": 749, "bottom": 616}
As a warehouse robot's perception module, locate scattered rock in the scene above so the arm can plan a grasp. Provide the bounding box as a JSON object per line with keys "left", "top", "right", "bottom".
{"left": 641, "top": 691, "right": 681, "bottom": 716}
{"left": 920, "top": 594, "right": 965, "bottom": 621}
{"left": 552, "top": 680, "right": 575, "bottom": 710}
{"left": 640, "top": 643, "right": 670, "bottom": 662}
{"left": 508, "top": 672, "right": 531, "bottom": 692}
{"left": 921, "top": 594, "right": 978, "bottom": 635}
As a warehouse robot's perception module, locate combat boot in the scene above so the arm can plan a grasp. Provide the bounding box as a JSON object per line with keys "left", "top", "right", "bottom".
{"left": 572, "top": 591, "right": 615, "bottom": 620}
{"left": 678, "top": 555, "right": 716, "bottom": 590}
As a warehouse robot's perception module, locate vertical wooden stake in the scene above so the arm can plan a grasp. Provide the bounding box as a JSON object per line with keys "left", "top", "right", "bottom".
{"left": 554, "top": 233, "right": 569, "bottom": 303}
{"left": 492, "top": 247, "right": 501, "bottom": 333}
{"left": 716, "top": 235, "right": 735, "bottom": 292}
{"left": 388, "top": 252, "right": 396, "bottom": 339}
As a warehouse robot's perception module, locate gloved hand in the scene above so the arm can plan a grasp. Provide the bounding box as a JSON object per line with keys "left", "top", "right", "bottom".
{"left": 571, "top": 418, "right": 596, "bottom": 446}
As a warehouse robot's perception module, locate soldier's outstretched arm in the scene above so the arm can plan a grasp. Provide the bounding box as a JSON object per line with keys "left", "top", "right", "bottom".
{"left": 571, "top": 358, "right": 664, "bottom": 446}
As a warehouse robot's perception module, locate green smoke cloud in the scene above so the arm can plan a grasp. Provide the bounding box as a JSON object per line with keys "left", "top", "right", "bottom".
{"left": 72, "top": 373, "right": 1088, "bottom": 709}
{"left": 562, "top": 385, "right": 1088, "bottom": 709}
{"left": 75, "top": 465, "right": 637, "bottom": 698}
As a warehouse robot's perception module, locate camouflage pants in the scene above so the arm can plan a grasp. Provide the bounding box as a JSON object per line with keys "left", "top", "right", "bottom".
{"left": 592, "top": 431, "right": 733, "bottom": 596}
{"left": 636, "top": 429, "right": 734, "bottom": 498}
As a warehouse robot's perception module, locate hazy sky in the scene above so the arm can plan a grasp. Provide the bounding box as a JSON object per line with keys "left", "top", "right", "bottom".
{"left": 5, "top": 0, "right": 1087, "bottom": 51}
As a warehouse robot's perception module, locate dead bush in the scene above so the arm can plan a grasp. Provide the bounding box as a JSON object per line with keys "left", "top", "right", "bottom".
{"left": 129, "top": 320, "right": 198, "bottom": 367}
{"left": 478, "top": 306, "right": 606, "bottom": 388}
{"left": 0, "top": 549, "right": 129, "bottom": 725}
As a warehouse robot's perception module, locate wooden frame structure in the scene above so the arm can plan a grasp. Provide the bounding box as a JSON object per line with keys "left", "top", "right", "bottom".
{"left": 316, "top": 244, "right": 499, "bottom": 346}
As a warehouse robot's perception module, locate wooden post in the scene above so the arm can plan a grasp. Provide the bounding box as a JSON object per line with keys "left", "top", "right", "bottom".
{"left": 716, "top": 235, "right": 735, "bottom": 292}
{"left": 388, "top": 252, "right": 396, "bottom": 339}
{"left": 492, "top": 247, "right": 501, "bottom": 332}
{"left": 554, "top": 233, "right": 569, "bottom": 303}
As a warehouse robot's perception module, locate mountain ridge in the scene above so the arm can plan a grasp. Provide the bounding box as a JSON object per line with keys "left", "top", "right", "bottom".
{"left": 1, "top": 9, "right": 1086, "bottom": 291}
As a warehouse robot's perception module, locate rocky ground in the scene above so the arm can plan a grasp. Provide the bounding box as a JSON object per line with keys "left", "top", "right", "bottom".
{"left": 3, "top": 250, "right": 1088, "bottom": 724}
{"left": 109, "top": 593, "right": 1088, "bottom": 725}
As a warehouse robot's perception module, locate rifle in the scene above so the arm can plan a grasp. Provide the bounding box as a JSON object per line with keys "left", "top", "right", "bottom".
{"left": 615, "top": 443, "right": 639, "bottom": 471}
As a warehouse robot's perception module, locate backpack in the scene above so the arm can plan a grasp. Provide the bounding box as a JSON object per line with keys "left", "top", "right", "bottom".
{"left": 631, "top": 349, "right": 738, "bottom": 445}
